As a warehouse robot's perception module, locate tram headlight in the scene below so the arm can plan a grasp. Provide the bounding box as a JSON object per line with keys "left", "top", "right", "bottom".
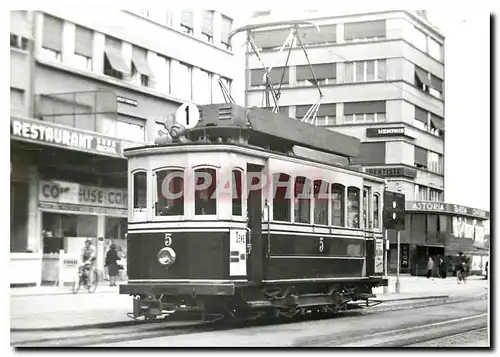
{"left": 157, "top": 247, "right": 176, "bottom": 267}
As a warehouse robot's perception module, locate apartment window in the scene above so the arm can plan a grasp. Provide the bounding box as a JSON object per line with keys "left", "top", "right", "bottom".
{"left": 74, "top": 25, "right": 93, "bottom": 71}
{"left": 221, "top": 15, "right": 233, "bottom": 50}
{"left": 180, "top": 10, "right": 194, "bottom": 35}
{"left": 294, "top": 176, "right": 311, "bottom": 224}
{"left": 296, "top": 104, "right": 336, "bottom": 126}
{"left": 104, "top": 37, "right": 129, "bottom": 80}
{"left": 194, "top": 168, "right": 217, "bottom": 215}
{"left": 345, "top": 59, "right": 386, "bottom": 82}
{"left": 299, "top": 24, "right": 337, "bottom": 46}
{"left": 428, "top": 37, "right": 442, "bottom": 61}
{"left": 194, "top": 69, "right": 212, "bottom": 104}
{"left": 414, "top": 185, "right": 428, "bottom": 201}
{"left": 430, "top": 113, "right": 445, "bottom": 137}
{"left": 427, "top": 151, "right": 443, "bottom": 174}
{"left": 250, "top": 67, "right": 289, "bottom": 88}
{"left": 173, "top": 62, "right": 192, "bottom": 100}
{"left": 429, "top": 188, "right": 442, "bottom": 202}
{"left": 155, "top": 169, "right": 184, "bottom": 216}
{"left": 347, "top": 187, "right": 360, "bottom": 228}
{"left": 343, "top": 101, "right": 386, "bottom": 124}
{"left": 42, "top": 15, "right": 62, "bottom": 61}
{"left": 116, "top": 116, "right": 146, "bottom": 142}
{"left": 344, "top": 20, "right": 386, "bottom": 42}
{"left": 430, "top": 75, "right": 443, "bottom": 99}
{"left": 414, "top": 66, "right": 431, "bottom": 93}
{"left": 152, "top": 54, "right": 170, "bottom": 94}
{"left": 413, "top": 27, "right": 427, "bottom": 53}
{"left": 10, "top": 87, "right": 24, "bottom": 110}
{"left": 131, "top": 46, "right": 154, "bottom": 88}
{"left": 414, "top": 146, "right": 428, "bottom": 170}
{"left": 10, "top": 34, "right": 29, "bottom": 50}
{"left": 202, "top": 10, "right": 214, "bottom": 43}
{"left": 414, "top": 106, "right": 428, "bottom": 131}
{"left": 296, "top": 63, "right": 336, "bottom": 86}
{"left": 373, "top": 194, "right": 380, "bottom": 229}
{"left": 253, "top": 28, "right": 290, "bottom": 50}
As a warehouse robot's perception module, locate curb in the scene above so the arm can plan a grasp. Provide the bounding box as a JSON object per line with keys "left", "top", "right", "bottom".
{"left": 10, "top": 290, "right": 119, "bottom": 298}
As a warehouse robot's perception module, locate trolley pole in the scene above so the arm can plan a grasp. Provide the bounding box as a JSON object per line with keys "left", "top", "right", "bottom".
{"left": 396, "top": 230, "right": 401, "bottom": 293}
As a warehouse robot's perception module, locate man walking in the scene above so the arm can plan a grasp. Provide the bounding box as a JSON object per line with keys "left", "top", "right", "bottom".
{"left": 426, "top": 257, "right": 434, "bottom": 279}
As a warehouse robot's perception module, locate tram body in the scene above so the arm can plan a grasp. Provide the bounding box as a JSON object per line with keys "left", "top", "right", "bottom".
{"left": 120, "top": 104, "right": 388, "bottom": 320}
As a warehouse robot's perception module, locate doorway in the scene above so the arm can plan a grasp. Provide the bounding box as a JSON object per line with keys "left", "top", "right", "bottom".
{"left": 246, "top": 164, "right": 264, "bottom": 282}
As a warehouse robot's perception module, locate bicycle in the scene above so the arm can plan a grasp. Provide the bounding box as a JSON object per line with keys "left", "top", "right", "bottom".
{"left": 72, "top": 262, "right": 99, "bottom": 294}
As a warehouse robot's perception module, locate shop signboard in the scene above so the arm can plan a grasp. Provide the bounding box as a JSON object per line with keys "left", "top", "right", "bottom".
{"left": 400, "top": 244, "right": 410, "bottom": 269}
{"left": 365, "top": 166, "right": 417, "bottom": 179}
{"left": 11, "top": 116, "right": 123, "bottom": 158}
{"left": 39, "top": 180, "right": 128, "bottom": 210}
{"left": 366, "top": 127, "right": 412, "bottom": 138}
{"left": 374, "top": 238, "right": 384, "bottom": 273}
{"left": 406, "top": 201, "right": 490, "bottom": 220}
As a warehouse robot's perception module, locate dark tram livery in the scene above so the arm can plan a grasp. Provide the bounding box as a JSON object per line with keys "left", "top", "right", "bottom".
{"left": 120, "top": 104, "right": 388, "bottom": 320}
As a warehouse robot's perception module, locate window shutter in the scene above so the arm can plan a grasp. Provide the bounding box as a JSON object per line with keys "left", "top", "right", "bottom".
{"left": 414, "top": 147, "right": 428, "bottom": 166}
{"left": 415, "top": 106, "right": 428, "bottom": 123}
{"left": 181, "top": 10, "right": 194, "bottom": 28}
{"left": 252, "top": 28, "right": 291, "bottom": 49}
{"left": 132, "top": 46, "right": 154, "bottom": 77}
{"left": 297, "top": 63, "right": 336, "bottom": 80}
{"left": 74, "top": 25, "right": 93, "bottom": 57}
{"left": 344, "top": 20, "right": 386, "bottom": 40}
{"left": 430, "top": 74, "right": 443, "bottom": 92}
{"left": 299, "top": 24, "right": 336, "bottom": 45}
{"left": 221, "top": 15, "right": 232, "bottom": 44}
{"left": 42, "top": 14, "right": 63, "bottom": 51}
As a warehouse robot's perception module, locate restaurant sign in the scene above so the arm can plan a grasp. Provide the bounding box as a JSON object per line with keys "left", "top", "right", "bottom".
{"left": 11, "top": 117, "right": 123, "bottom": 158}
{"left": 366, "top": 127, "right": 412, "bottom": 138}
{"left": 365, "top": 166, "right": 417, "bottom": 179}
{"left": 39, "top": 180, "right": 128, "bottom": 210}
{"left": 406, "top": 201, "right": 490, "bottom": 219}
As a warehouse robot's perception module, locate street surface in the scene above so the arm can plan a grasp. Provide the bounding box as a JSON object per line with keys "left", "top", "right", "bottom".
{"left": 94, "top": 300, "right": 488, "bottom": 347}
{"left": 10, "top": 276, "right": 489, "bottom": 347}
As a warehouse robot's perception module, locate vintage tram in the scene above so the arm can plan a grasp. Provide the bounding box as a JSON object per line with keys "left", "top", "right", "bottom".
{"left": 119, "top": 103, "right": 388, "bottom": 321}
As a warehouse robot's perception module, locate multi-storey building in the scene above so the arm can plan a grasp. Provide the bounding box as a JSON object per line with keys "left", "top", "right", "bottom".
{"left": 10, "top": 9, "right": 242, "bottom": 286}
{"left": 244, "top": 10, "right": 489, "bottom": 275}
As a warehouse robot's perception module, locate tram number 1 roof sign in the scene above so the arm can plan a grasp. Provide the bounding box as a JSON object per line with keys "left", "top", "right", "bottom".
{"left": 175, "top": 103, "right": 200, "bottom": 129}
{"left": 383, "top": 190, "right": 406, "bottom": 231}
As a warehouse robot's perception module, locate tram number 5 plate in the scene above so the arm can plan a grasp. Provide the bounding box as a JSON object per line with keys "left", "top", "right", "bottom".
{"left": 319, "top": 237, "right": 324, "bottom": 252}
{"left": 164, "top": 233, "right": 172, "bottom": 247}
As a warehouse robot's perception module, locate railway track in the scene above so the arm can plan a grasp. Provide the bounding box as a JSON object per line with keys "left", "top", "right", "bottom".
{"left": 12, "top": 295, "right": 486, "bottom": 347}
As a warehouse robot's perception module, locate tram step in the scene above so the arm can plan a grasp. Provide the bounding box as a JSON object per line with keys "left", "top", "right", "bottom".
{"left": 246, "top": 300, "right": 273, "bottom": 308}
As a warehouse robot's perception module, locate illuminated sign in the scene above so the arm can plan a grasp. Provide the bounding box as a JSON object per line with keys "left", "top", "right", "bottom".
{"left": 406, "top": 201, "right": 490, "bottom": 219}
{"left": 366, "top": 127, "right": 410, "bottom": 137}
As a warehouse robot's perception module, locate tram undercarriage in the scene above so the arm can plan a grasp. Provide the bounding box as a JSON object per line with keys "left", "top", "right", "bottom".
{"left": 122, "top": 279, "right": 387, "bottom": 322}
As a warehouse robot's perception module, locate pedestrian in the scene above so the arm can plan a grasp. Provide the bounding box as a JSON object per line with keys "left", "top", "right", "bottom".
{"left": 440, "top": 257, "right": 447, "bottom": 279}
{"left": 105, "top": 243, "right": 120, "bottom": 287}
{"left": 427, "top": 257, "right": 434, "bottom": 279}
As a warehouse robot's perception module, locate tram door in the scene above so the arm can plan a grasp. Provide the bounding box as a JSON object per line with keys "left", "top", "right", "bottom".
{"left": 247, "top": 164, "right": 264, "bottom": 282}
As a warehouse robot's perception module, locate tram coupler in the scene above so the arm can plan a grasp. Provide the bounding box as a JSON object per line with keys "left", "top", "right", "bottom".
{"left": 133, "top": 295, "right": 162, "bottom": 319}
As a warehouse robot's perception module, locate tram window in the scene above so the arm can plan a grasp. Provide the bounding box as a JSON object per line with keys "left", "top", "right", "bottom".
{"left": 195, "top": 168, "right": 217, "bottom": 215}
{"left": 272, "top": 173, "right": 291, "bottom": 222}
{"left": 294, "top": 176, "right": 311, "bottom": 224}
{"left": 314, "top": 180, "right": 328, "bottom": 225}
{"left": 133, "top": 171, "right": 147, "bottom": 209}
{"left": 155, "top": 169, "right": 184, "bottom": 216}
{"left": 232, "top": 170, "right": 242, "bottom": 216}
{"left": 331, "top": 184, "right": 345, "bottom": 227}
{"left": 363, "top": 188, "right": 369, "bottom": 229}
{"left": 347, "top": 187, "right": 360, "bottom": 229}
{"left": 373, "top": 194, "right": 380, "bottom": 229}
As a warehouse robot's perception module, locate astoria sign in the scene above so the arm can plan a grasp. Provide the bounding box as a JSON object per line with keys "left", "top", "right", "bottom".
{"left": 406, "top": 201, "right": 490, "bottom": 219}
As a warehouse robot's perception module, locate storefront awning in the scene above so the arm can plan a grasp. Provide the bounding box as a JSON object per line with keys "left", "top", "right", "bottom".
{"left": 132, "top": 57, "right": 154, "bottom": 78}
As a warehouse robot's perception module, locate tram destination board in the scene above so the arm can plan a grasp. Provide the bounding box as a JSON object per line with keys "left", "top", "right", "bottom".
{"left": 383, "top": 190, "right": 406, "bottom": 231}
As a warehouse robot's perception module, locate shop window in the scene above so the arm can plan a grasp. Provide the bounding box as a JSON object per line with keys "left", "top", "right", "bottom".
{"left": 313, "top": 180, "right": 328, "bottom": 225}
{"left": 155, "top": 169, "right": 184, "bottom": 216}
{"left": 61, "top": 214, "right": 78, "bottom": 237}
{"left": 133, "top": 171, "right": 147, "bottom": 210}
{"left": 426, "top": 214, "right": 438, "bottom": 241}
{"left": 347, "top": 187, "right": 360, "bottom": 228}
{"left": 194, "top": 168, "right": 217, "bottom": 215}
{"left": 331, "top": 183, "right": 345, "bottom": 227}
{"left": 10, "top": 181, "right": 29, "bottom": 253}
{"left": 373, "top": 194, "right": 380, "bottom": 229}
{"left": 411, "top": 214, "right": 426, "bottom": 240}
{"left": 232, "top": 170, "right": 242, "bottom": 216}
{"left": 105, "top": 217, "right": 127, "bottom": 239}
{"left": 294, "top": 176, "right": 311, "bottom": 224}
{"left": 77, "top": 215, "right": 98, "bottom": 237}
{"left": 273, "top": 173, "right": 291, "bottom": 222}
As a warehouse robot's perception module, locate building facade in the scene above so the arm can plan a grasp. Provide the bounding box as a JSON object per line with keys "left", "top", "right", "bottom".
{"left": 244, "top": 10, "right": 489, "bottom": 275}
{"left": 10, "top": 9, "right": 241, "bottom": 286}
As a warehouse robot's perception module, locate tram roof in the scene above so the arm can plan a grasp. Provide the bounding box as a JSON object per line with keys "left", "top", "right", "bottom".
{"left": 190, "top": 104, "right": 360, "bottom": 158}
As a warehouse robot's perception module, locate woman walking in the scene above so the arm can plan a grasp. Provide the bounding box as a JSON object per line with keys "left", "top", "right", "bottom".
{"left": 105, "top": 243, "right": 120, "bottom": 287}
